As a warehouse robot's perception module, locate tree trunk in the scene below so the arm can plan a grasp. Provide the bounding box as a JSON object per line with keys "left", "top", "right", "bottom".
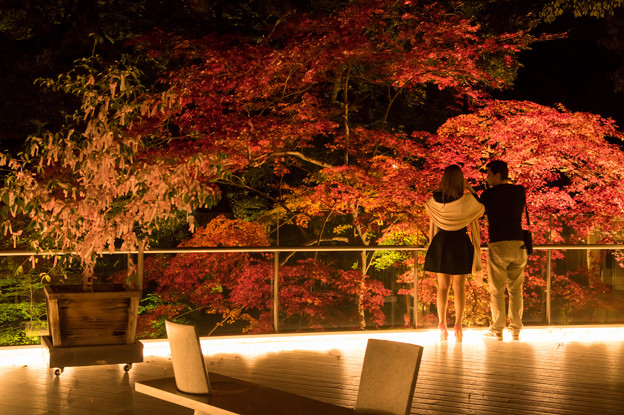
{"left": 358, "top": 250, "right": 367, "bottom": 330}
{"left": 343, "top": 64, "right": 351, "bottom": 165}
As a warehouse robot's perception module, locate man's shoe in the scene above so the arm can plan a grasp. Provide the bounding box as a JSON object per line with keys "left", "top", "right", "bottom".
{"left": 482, "top": 329, "right": 503, "bottom": 340}
{"left": 509, "top": 329, "right": 520, "bottom": 340}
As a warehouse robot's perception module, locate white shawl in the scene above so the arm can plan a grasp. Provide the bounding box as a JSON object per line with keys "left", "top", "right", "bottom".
{"left": 424, "top": 193, "right": 485, "bottom": 276}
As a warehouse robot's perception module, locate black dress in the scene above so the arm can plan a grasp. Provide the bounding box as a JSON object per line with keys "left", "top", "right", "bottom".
{"left": 423, "top": 192, "right": 474, "bottom": 275}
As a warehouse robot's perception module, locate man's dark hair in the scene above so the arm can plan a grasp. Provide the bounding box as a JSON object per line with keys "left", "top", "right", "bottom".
{"left": 486, "top": 160, "right": 509, "bottom": 181}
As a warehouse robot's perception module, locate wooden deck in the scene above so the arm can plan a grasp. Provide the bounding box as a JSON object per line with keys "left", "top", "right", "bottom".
{"left": 1, "top": 326, "right": 623, "bottom": 415}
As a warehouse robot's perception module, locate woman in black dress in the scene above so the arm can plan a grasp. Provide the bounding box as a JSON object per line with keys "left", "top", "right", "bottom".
{"left": 424, "top": 165, "right": 484, "bottom": 341}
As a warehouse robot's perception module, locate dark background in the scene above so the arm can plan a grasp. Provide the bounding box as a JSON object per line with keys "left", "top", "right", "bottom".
{"left": 502, "top": 16, "right": 624, "bottom": 127}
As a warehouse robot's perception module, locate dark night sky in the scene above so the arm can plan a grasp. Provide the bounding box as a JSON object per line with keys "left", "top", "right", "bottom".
{"left": 500, "top": 17, "right": 624, "bottom": 128}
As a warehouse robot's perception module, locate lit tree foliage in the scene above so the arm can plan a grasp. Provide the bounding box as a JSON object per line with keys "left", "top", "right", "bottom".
{"left": 132, "top": 0, "right": 535, "bottom": 329}
{"left": 398, "top": 99, "right": 624, "bottom": 325}
{"left": 0, "top": 57, "right": 225, "bottom": 287}
{"left": 137, "top": 215, "right": 390, "bottom": 334}
{"left": 430, "top": 99, "right": 624, "bottom": 245}
{"left": 541, "top": 0, "right": 624, "bottom": 22}
{"left": 137, "top": 1, "right": 624, "bottom": 330}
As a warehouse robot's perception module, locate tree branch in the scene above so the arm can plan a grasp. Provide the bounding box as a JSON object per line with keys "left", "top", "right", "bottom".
{"left": 280, "top": 236, "right": 350, "bottom": 265}
{"left": 382, "top": 81, "right": 410, "bottom": 130}
{"left": 343, "top": 63, "right": 352, "bottom": 165}
{"left": 271, "top": 151, "right": 333, "bottom": 169}
{"left": 215, "top": 178, "right": 293, "bottom": 215}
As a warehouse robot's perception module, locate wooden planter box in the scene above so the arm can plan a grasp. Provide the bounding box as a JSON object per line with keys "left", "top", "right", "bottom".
{"left": 44, "top": 284, "right": 140, "bottom": 347}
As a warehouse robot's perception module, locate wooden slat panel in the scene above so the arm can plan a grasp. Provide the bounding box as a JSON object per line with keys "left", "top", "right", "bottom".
{"left": 44, "top": 284, "right": 140, "bottom": 346}
{"left": 46, "top": 297, "right": 62, "bottom": 346}
{"left": 58, "top": 298, "right": 131, "bottom": 346}
{"left": 126, "top": 297, "right": 140, "bottom": 343}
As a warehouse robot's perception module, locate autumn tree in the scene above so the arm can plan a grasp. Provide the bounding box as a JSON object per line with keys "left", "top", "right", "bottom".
{"left": 130, "top": 0, "right": 535, "bottom": 329}
{"left": 398, "top": 99, "right": 624, "bottom": 325}
{"left": 136, "top": 215, "right": 390, "bottom": 334}
{"left": 0, "top": 56, "right": 225, "bottom": 288}
{"left": 429, "top": 99, "right": 624, "bottom": 244}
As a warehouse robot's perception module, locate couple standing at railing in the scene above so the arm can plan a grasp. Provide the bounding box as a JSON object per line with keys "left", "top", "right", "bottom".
{"left": 424, "top": 160, "right": 528, "bottom": 342}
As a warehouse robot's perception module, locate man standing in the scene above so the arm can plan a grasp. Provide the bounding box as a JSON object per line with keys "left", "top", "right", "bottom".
{"left": 480, "top": 160, "right": 527, "bottom": 340}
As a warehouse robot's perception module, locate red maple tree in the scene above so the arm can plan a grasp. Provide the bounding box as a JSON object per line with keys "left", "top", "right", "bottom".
{"left": 127, "top": 1, "right": 537, "bottom": 331}
{"left": 137, "top": 215, "right": 389, "bottom": 335}
{"left": 398, "top": 99, "right": 624, "bottom": 325}
{"left": 134, "top": 3, "right": 624, "bottom": 332}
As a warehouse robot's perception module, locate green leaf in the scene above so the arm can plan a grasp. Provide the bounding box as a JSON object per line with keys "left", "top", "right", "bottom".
{"left": 40, "top": 273, "right": 52, "bottom": 284}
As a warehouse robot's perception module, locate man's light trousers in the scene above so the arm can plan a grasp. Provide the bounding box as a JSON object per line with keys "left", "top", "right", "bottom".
{"left": 487, "top": 240, "right": 528, "bottom": 334}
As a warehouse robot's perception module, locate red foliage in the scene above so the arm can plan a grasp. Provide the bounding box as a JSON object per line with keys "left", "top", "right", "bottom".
{"left": 134, "top": 1, "right": 624, "bottom": 328}
{"left": 431, "top": 99, "right": 624, "bottom": 245}
{"left": 141, "top": 216, "right": 390, "bottom": 334}
{"left": 416, "top": 99, "right": 624, "bottom": 324}
{"left": 130, "top": 1, "right": 538, "bottom": 332}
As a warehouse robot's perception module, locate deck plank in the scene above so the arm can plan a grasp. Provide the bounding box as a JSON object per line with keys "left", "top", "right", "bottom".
{"left": 0, "top": 326, "right": 623, "bottom": 415}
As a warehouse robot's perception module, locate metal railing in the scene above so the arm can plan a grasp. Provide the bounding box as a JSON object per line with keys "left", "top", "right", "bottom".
{"left": 3, "top": 244, "right": 624, "bottom": 331}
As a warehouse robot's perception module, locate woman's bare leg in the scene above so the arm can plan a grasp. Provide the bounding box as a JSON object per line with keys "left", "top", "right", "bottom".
{"left": 437, "top": 273, "right": 452, "bottom": 339}
{"left": 452, "top": 274, "right": 467, "bottom": 342}
{"left": 453, "top": 274, "right": 467, "bottom": 326}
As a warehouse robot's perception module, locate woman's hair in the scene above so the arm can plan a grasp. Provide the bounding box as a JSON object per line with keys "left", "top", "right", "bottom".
{"left": 439, "top": 164, "right": 464, "bottom": 201}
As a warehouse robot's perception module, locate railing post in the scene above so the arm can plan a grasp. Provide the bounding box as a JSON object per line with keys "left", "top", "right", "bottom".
{"left": 546, "top": 249, "right": 551, "bottom": 325}
{"left": 137, "top": 241, "right": 144, "bottom": 291}
{"left": 413, "top": 251, "right": 419, "bottom": 328}
{"left": 273, "top": 252, "right": 279, "bottom": 333}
